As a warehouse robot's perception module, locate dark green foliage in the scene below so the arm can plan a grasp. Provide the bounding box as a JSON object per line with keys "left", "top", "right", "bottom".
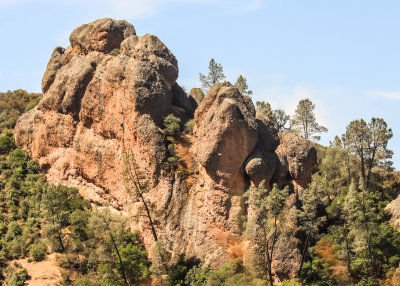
{"left": 84, "top": 211, "right": 151, "bottom": 285}
{"left": 167, "top": 142, "right": 181, "bottom": 168}
{"left": 246, "top": 182, "right": 289, "bottom": 285}
{"left": 0, "top": 131, "right": 151, "bottom": 285}
{"left": 73, "top": 276, "right": 98, "bottom": 286}
{"left": 301, "top": 255, "right": 336, "bottom": 286}
{"left": 290, "top": 117, "right": 400, "bottom": 285}
{"left": 5, "top": 267, "right": 28, "bottom": 286}
{"left": 165, "top": 258, "right": 265, "bottom": 286}
{"left": 205, "top": 259, "right": 265, "bottom": 286}
{"left": 163, "top": 114, "right": 182, "bottom": 137}
{"left": 0, "top": 129, "right": 15, "bottom": 154}
{"left": 168, "top": 254, "right": 201, "bottom": 286}
{"left": 356, "top": 277, "right": 379, "bottom": 286}
{"left": 342, "top": 117, "right": 393, "bottom": 187}
{"left": 184, "top": 119, "right": 195, "bottom": 134}
{"left": 185, "top": 266, "right": 210, "bottom": 286}
{"left": 42, "top": 184, "right": 90, "bottom": 252}
{"left": 0, "top": 89, "right": 42, "bottom": 131}
{"left": 30, "top": 241, "right": 47, "bottom": 261}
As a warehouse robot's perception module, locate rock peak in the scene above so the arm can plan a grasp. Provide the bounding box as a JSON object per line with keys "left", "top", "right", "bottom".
{"left": 69, "top": 18, "right": 136, "bottom": 55}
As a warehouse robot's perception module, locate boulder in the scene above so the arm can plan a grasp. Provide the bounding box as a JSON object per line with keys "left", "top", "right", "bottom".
{"left": 245, "top": 149, "right": 276, "bottom": 187}
{"left": 244, "top": 113, "right": 280, "bottom": 187}
{"left": 194, "top": 82, "right": 258, "bottom": 186}
{"left": 274, "top": 131, "right": 317, "bottom": 189}
{"left": 189, "top": 88, "right": 204, "bottom": 106}
{"left": 69, "top": 18, "right": 135, "bottom": 55}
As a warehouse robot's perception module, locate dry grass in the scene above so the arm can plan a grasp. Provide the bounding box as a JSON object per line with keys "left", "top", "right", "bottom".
{"left": 8, "top": 253, "right": 62, "bottom": 285}
{"left": 316, "top": 238, "right": 352, "bottom": 285}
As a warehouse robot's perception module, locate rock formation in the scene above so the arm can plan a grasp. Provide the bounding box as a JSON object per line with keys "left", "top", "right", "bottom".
{"left": 14, "top": 18, "right": 317, "bottom": 275}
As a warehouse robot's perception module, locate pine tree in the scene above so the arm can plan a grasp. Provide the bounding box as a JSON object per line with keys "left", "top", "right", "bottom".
{"left": 256, "top": 101, "right": 291, "bottom": 132}
{"left": 342, "top": 118, "right": 393, "bottom": 188}
{"left": 297, "top": 176, "right": 327, "bottom": 276}
{"left": 234, "top": 75, "right": 253, "bottom": 96}
{"left": 247, "top": 182, "right": 288, "bottom": 285}
{"left": 272, "top": 109, "right": 291, "bottom": 132}
{"left": 256, "top": 101, "right": 274, "bottom": 120}
{"left": 292, "top": 98, "right": 327, "bottom": 141}
{"left": 199, "top": 58, "right": 226, "bottom": 92}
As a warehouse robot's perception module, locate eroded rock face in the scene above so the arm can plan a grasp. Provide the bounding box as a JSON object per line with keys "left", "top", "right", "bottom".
{"left": 275, "top": 131, "right": 317, "bottom": 189}
{"left": 194, "top": 82, "right": 258, "bottom": 188}
{"left": 14, "top": 18, "right": 318, "bottom": 274}
{"left": 189, "top": 88, "right": 204, "bottom": 106}
{"left": 69, "top": 18, "right": 136, "bottom": 55}
{"left": 244, "top": 113, "right": 280, "bottom": 187}
{"left": 15, "top": 18, "right": 180, "bottom": 214}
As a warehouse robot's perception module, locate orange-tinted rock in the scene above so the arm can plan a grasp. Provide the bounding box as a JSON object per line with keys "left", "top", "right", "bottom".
{"left": 15, "top": 18, "right": 176, "bottom": 209}
{"left": 69, "top": 18, "right": 136, "bottom": 55}
{"left": 194, "top": 82, "right": 258, "bottom": 188}
{"left": 14, "top": 18, "right": 318, "bottom": 273}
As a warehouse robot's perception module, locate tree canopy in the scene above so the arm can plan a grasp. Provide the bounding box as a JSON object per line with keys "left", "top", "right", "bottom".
{"left": 234, "top": 75, "right": 253, "bottom": 96}
{"left": 199, "top": 59, "right": 226, "bottom": 92}
{"left": 292, "top": 98, "right": 327, "bottom": 141}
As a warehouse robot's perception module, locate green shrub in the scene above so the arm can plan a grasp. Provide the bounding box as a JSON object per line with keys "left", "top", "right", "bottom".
{"left": 109, "top": 48, "right": 120, "bottom": 56}
{"left": 301, "top": 256, "right": 336, "bottom": 286}
{"left": 185, "top": 266, "right": 210, "bottom": 286}
{"left": 168, "top": 254, "right": 201, "bottom": 286}
{"left": 167, "top": 142, "right": 181, "bottom": 168}
{"left": 163, "top": 114, "right": 181, "bottom": 137}
{"left": 25, "top": 97, "right": 42, "bottom": 112}
{"left": 357, "top": 277, "right": 379, "bottom": 286}
{"left": 7, "top": 239, "right": 26, "bottom": 259}
{"left": 6, "top": 268, "right": 29, "bottom": 286}
{"left": 30, "top": 241, "right": 47, "bottom": 262}
{"left": 6, "top": 222, "right": 22, "bottom": 241}
{"left": 74, "top": 276, "right": 98, "bottom": 286}
{"left": 0, "top": 129, "right": 15, "bottom": 154}
{"left": 184, "top": 119, "right": 195, "bottom": 134}
{"left": 281, "top": 279, "right": 302, "bottom": 286}
{"left": 0, "top": 222, "right": 7, "bottom": 237}
{"left": 7, "top": 148, "right": 28, "bottom": 169}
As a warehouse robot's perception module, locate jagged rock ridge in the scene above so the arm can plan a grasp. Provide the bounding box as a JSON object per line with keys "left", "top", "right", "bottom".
{"left": 15, "top": 18, "right": 317, "bottom": 274}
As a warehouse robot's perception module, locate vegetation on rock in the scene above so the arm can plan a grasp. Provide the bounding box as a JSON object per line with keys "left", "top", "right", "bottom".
{"left": 0, "top": 137, "right": 151, "bottom": 285}
{"left": 199, "top": 58, "right": 226, "bottom": 92}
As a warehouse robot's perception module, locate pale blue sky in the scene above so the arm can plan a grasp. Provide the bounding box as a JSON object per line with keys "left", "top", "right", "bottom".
{"left": 0, "top": 0, "right": 399, "bottom": 169}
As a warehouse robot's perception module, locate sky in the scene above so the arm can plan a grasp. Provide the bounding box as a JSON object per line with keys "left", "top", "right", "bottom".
{"left": 0, "top": 0, "right": 399, "bottom": 169}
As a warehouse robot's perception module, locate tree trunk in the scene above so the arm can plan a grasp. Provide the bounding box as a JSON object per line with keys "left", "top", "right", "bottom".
{"left": 298, "top": 229, "right": 312, "bottom": 277}
{"left": 108, "top": 225, "right": 129, "bottom": 286}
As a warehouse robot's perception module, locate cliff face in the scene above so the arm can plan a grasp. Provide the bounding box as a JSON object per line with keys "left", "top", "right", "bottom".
{"left": 15, "top": 18, "right": 317, "bottom": 272}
